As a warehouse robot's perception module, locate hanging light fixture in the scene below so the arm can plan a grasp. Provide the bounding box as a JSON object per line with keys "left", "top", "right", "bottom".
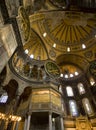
{"left": 0, "top": 112, "right": 21, "bottom": 122}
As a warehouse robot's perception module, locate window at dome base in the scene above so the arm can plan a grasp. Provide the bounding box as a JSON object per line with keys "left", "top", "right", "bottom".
{"left": 60, "top": 64, "right": 81, "bottom": 79}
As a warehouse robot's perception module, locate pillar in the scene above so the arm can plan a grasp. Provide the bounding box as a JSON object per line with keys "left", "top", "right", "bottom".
{"left": 49, "top": 112, "right": 52, "bottom": 130}
{"left": 15, "top": 121, "right": 19, "bottom": 130}
{"left": 26, "top": 114, "right": 31, "bottom": 130}
{"left": 60, "top": 116, "right": 64, "bottom": 130}
{"left": 24, "top": 118, "right": 27, "bottom": 130}
{"left": 0, "top": 120, "right": 9, "bottom": 130}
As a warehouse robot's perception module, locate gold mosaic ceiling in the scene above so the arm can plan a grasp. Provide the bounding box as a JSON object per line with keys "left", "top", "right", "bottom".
{"left": 17, "top": 4, "right": 96, "bottom": 80}
{"left": 35, "top": 11, "right": 96, "bottom": 52}
{"left": 21, "top": 10, "right": 96, "bottom": 61}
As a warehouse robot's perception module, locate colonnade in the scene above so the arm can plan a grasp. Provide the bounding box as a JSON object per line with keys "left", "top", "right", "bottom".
{"left": 15, "top": 112, "right": 64, "bottom": 130}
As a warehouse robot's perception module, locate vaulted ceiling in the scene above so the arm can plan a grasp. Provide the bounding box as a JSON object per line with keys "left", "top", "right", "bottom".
{"left": 0, "top": 0, "right": 96, "bottom": 84}
{"left": 15, "top": 0, "right": 96, "bottom": 81}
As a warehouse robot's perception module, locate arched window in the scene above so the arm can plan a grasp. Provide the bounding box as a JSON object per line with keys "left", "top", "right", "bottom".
{"left": 69, "top": 100, "right": 78, "bottom": 116}
{"left": 90, "top": 77, "right": 95, "bottom": 86}
{"left": 0, "top": 92, "right": 8, "bottom": 103}
{"left": 59, "top": 85, "right": 63, "bottom": 94}
{"left": 66, "top": 86, "right": 74, "bottom": 96}
{"left": 82, "top": 98, "right": 93, "bottom": 115}
{"left": 77, "top": 83, "right": 85, "bottom": 95}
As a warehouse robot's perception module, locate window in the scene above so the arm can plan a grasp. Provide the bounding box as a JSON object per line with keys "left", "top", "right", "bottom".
{"left": 82, "top": 98, "right": 93, "bottom": 115}
{"left": 90, "top": 77, "right": 95, "bottom": 86}
{"left": 59, "top": 85, "right": 63, "bottom": 93}
{"left": 77, "top": 83, "right": 85, "bottom": 94}
{"left": 69, "top": 100, "right": 78, "bottom": 116}
{"left": 0, "top": 92, "right": 8, "bottom": 103}
{"left": 66, "top": 86, "right": 74, "bottom": 96}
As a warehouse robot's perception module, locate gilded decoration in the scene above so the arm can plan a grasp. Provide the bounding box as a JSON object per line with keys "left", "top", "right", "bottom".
{"left": 31, "top": 89, "right": 61, "bottom": 107}
{"left": 23, "top": 29, "right": 48, "bottom": 60}
{"left": 76, "top": 116, "right": 93, "bottom": 130}
{"left": 18, "top": 6, "right": 30, "bottom": 41}
{"left": 36, "top": 11, "right": 96, "bottom": 52}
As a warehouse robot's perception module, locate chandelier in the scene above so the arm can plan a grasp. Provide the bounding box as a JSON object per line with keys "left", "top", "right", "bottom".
{"left": 0, "top": 112, "right": 21, "bottom": 122}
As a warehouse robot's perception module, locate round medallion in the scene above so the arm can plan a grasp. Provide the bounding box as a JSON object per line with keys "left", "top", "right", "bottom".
{"left": 81, "top": 122, "right": 86, "bottom": 128}
{"left": 44, "top": 60, "right": 60, "bottom": 78}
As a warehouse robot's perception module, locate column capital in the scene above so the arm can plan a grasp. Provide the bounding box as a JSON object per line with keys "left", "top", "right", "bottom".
{"left": 60, "top": 114, "right": 64, "bottom": 118}
{"left": 49, "top": 111, "right": 52, "bottom": 115}
{"left": 27, "top": 111, "right": 32, "bottom": 116}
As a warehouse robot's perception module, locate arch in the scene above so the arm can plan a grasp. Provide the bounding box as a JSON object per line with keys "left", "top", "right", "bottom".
{"left": 3, "top": 79, "right": 19, "bottom": 100}
{"left": 20, "top": 86, "right": 32, "bottom": 100}
{"left": 56, "top": 54, "right": 89, "bottom": 72}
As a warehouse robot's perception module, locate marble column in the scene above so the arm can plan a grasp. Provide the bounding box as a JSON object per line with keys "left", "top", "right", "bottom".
{"left": 0, "top": 120, "right": 6, "bottom": 130}
{"left": 15, "top": 121, "right": 19, "bottom": 130}
{"left": 60, "top": 116, "right": 64, "bottom": 130}
{"left": 49, "top": 112, "right": 52, "bottom": 130}
{"left": 24, "top": 118, "right": 27, "bottom": 130}
{"left": 26, "top": 115, "right": 31, "bottom": 130}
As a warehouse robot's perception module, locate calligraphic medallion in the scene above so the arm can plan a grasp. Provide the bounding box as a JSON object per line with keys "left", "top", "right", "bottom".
{"left": 45, "top": 60, "right": 60, "bottom": 78}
